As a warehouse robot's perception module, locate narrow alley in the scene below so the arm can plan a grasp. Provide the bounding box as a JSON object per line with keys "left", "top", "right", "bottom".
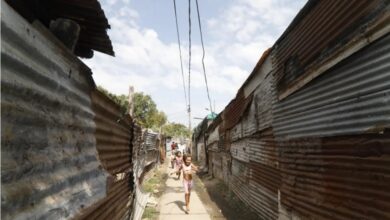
{"left": 157, "top": 162, "right": 210, "bottom": 220}
{"left": 2, "top": 0, "right": 390, "bottom": 220}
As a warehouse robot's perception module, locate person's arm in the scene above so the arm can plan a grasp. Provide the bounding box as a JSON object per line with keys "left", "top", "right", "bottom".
{"left": 191, "top": 164, "right": 199, "bottom": 172}
{"left": 178, "top": 164, "right": 183, "bottom": 173}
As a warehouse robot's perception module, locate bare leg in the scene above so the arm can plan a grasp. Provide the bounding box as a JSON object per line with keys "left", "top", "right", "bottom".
{"left": 187, "top": 193, "right": 191, "bottom": 211}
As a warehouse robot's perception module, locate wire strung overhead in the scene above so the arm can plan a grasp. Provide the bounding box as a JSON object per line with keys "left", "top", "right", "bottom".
{"left": 195, "top": 0, "right": 213, "bottom": 114}
{"left": 172, "top": 0, "right": 214, "bottom": 129}
{"left": 188, "top": 0, "right": 192, "bottom": 116}
{"left": 172, "top": 0, "right": 188, "bottom": 109}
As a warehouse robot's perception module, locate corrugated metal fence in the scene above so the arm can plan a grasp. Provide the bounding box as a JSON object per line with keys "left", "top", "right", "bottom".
{"left": 202, "top": 1, "right": 390, "bottom": 219}
{"left": 1, "top": 3, "right": 161, "bottom": 220}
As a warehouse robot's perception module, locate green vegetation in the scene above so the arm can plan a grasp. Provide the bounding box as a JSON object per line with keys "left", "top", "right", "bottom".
{"left": 97, "top": 86, "right": 129, "bottom": 115}
{"left": 97, "top": 86, "right": 166, "bottom": 129}
{"left": 97, "top": 86, "right": 190, "bottom": 138}
{"left": 142, "top": 173, "right": 161, "bottom": 193}
{"left": 162, "top": 122, "right": 190, "bottom": 138}
{"left": 133, "top": 92, "right": 167, "bottom": 129}
{"left": 142, "top": 206, "right": 159, "bottom": 220}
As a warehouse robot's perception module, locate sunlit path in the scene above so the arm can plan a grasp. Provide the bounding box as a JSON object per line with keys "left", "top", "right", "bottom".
{"left": 158, "top": 164, "right": 211, "bottom": 220}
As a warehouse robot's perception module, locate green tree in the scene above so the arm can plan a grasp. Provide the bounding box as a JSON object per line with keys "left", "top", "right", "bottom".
{"left": 98, "top": 86, "right": 163, "bottom": 128}
{"left": 97, "top": 86, "right": 129, "bottom": 115}
{"left": 151, "top": 111, "right": 167, "bottom": 130}
{"left": 162, "top": 122, "right": 190, "bottom": 138}
{"left": 133, "top": 92, "right": 159, "bottom": 128}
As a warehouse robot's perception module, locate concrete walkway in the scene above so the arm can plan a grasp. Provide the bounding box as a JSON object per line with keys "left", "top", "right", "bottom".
{"left": 158, "top": 165, "right": 211, "bottom": 220}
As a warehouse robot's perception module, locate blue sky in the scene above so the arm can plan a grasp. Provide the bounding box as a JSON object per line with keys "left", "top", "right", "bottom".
{"left": 85, "top": 0, "right": 307, "bottom": 126}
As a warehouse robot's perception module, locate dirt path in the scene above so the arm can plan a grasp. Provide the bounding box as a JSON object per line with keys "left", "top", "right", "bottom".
{"left": 157, "top": 164, "right": 211, "bottom": 220}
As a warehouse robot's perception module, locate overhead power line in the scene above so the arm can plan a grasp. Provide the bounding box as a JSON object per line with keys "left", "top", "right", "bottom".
{"left": 188, "top": 0, "right": 192, "bottom": 131}
{"left": 195, "top": 0, "right": 213, "bottom": 114}
{"left": 172, "top": 0, "right": 188, "bottom": 108}
{"left": 188, "top": 0, "right": 191, "bottom": 113}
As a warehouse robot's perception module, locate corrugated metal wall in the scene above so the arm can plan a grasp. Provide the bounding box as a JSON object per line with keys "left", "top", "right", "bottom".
{"left": 275, "top": 34, "right": 390, "bottom": 220}
{"left": 74, "top": 90, "right": 134, "bottom": 220}
{"left": 131, "top": 128, "right": 161, "bottom": 220}
{"left": 274, "top": 0, "right": 388, "bottom": 99}
{"left": 1, "top": 3, "right": 108, "bottom": 219}
{"left": 2, "top": 3, "right": 162, "bottom": 220}
{"left": 248, "top": 129, "right": 280, "bottom": 220}
{"left": 230, "top": 159, "right": 251, "bottom": 206}
{"left": 201, "top": 1, "right": 389, "bottom": 219}
{"left": 274, "top": 34, "right": 390, "bottom": 139}
{"left": 93, "top": 90, "right": 133, "bottom": 175}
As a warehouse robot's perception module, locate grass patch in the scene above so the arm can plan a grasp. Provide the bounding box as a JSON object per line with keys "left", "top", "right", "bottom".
{"left": 142, "top": 206, "right": 159, "bottom": 220}
{"left": 142, "top": 173, "right": 161, "bottom": 193}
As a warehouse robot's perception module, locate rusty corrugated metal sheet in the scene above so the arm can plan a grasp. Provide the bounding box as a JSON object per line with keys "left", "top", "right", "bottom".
{"left": 274, "top": 34, "right": 390, "bottom": 219}
{"left": 5, "top": 0, "right": 115, "bottom": 57}
{"left": 211, "top": 152, "right": 223, "bottom": 180}
{"left": 92, "top": 90, "right": 133, "bottom": 175}
{"left": 74, "top": 89, "right": 134, "bottom": 220}
{"left": 231, "top": 139, "right": 249, "bottom": 163}
{"left": 131, "top": 128, "right": 160, "bottom": 220}
{"left": 248, "top": 129, "right": 280, "bottom": 220}
{"left": 230, "top": 159, "right": 251, "bottom": 206}
{"left": 74, "top": 173, "right": 134, "bottom": 220}
{"left": 274, "top": 34, "right": 390, "bottom": 139}
{"left": 230, "top": 122, "right": 243, "bottom": 142}
{"left": 273, "top": 0, "right": 389, "bottom": 99}
{"left": 278, "top": 132, "right": 390, "bottom": 219}
{"left": 253, "top": 71, "right": 276, "bottom": 132}
{"left": 207, "top": 125, "right": 220, "bottom": 145}
{"left": 221, "top": 91, "right": 253, "bottom": 132}
{"left": 242, "top": 101, "right": 257, "bottom": 137}
{"left": 1, "top": 3, "right": 108, "bottom": 219}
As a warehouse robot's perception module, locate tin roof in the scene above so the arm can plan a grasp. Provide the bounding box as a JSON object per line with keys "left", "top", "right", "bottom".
{"left": 6, "top": 0, "right": 114, "bottom": 57}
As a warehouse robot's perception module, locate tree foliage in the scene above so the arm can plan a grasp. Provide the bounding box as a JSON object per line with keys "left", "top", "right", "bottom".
{"left": 97, "top": 86, "right": 129, "bottom": 115}
{"left": 133, "top": 92, "right": 167, "bottom": 129}
{"left": 97, "top": 86, "right": 167, "bottom": 130}
{"left": 162, "top": 123, "right": 190, "bottom": 138}
{"left": 97, "top": 86, "right": 189, "bottom": 137}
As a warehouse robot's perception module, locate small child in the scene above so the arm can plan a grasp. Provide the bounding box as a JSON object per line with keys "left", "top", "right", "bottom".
{"left": 178, "top": 154, "right": 198, "bottom": 213}
{"left": 170, "top": 150, "right": 176, "bottom": 169}
{"left": 170, "top": 151, "right": 183, "bottom": 179}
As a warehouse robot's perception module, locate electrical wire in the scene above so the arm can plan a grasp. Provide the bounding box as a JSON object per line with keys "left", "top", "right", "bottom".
{"left": 195, "top": 0, "right": 213, "bottom": 113}
{"left": 173, "top": 0, "right": 188, "bottom": 108}
{"left": 188, "top": 0, "right": 192, "bottom": 116}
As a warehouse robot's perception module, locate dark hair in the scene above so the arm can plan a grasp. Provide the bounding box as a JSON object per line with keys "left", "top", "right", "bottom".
{"left": 183, "top": 154, "right": 192, "bottom": 162}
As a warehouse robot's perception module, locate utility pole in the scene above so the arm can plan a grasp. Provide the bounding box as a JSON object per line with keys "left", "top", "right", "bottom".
{"left": 128, "top": 86, "right": 134, "bottom": 118}
{"left": 188, "top": 104, "right": 192, "bottom": 155}
{"left": 188, "top": 105, "right": 191, "bottom": 132}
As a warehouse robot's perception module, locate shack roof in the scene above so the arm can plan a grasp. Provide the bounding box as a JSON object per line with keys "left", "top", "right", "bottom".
{"left": 6, "top": 0, "right": 114, "bottom": 57}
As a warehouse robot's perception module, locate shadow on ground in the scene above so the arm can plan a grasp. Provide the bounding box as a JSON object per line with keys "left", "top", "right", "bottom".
{"left": 194, "top": 171, "right": 260, "bottom": 220}
{"left": 165, "top": 200, "right": 186, "bottom": 214}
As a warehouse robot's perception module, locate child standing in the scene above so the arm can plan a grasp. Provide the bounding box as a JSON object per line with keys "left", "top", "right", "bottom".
{"left": 179, "top": 154, "right": 198, "bottom": 213}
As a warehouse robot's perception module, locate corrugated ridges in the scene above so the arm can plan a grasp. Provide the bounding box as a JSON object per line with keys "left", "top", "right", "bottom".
{"left": 248, "top": 129, "right": 280, "bottom": 220}
{"left": 1, "top": 4, "right": 107, "bottom": 219}
{"left": 254, "top": 72, "right": 276, "bottom": 132}
{"left": 279, "top": 132, "right": 390, "bottom": 219}
{"left": 92, "top": 90, "right": 132, "bottom": 175}
{"left": 231, "top": 140, "right": 249, "bottom": 162}
{"left": 230, "top": 159, "right": 251, "bottom": 206}
{"left": 274, "top": 0, "right": 385, "bottom": 94}
{"left": 274, "top": 34, "right": 390, "bottom": 139}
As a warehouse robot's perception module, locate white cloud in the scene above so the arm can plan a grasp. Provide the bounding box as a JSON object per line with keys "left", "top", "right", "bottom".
{"left": 85, "top": 0, "right": 306, "bottom": 126}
